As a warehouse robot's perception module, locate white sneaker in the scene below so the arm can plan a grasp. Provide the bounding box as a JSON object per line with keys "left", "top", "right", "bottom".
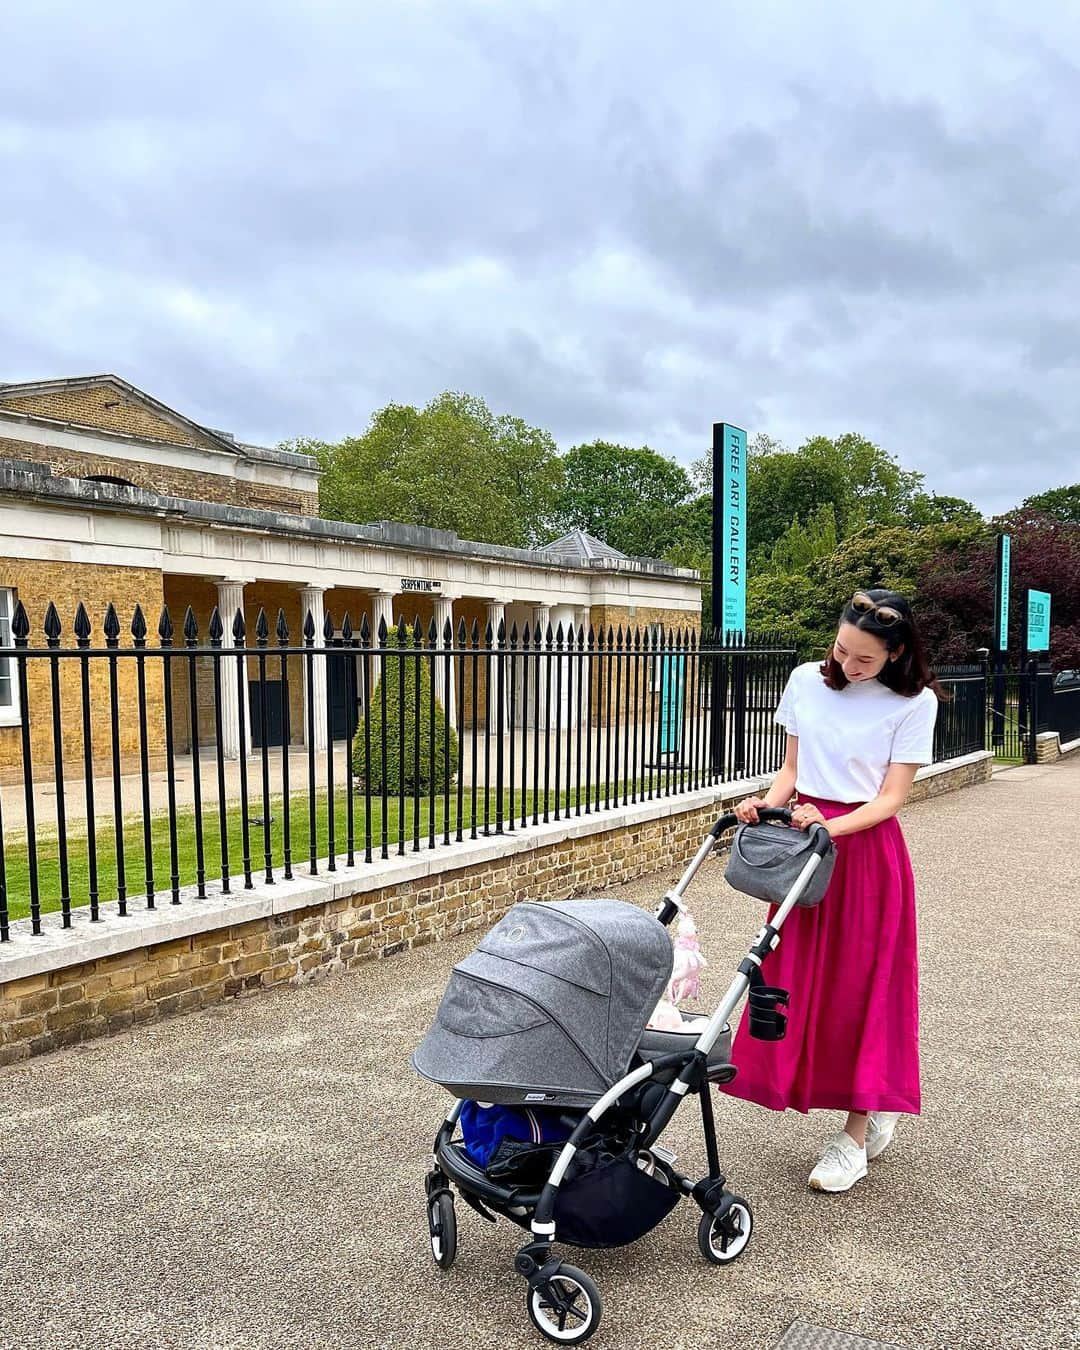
{"left": 808, "top": 1131, "right": 868, "bottom": 1193}
{"left": 865, "top": 1111, "right": 901, "bottom": 1161}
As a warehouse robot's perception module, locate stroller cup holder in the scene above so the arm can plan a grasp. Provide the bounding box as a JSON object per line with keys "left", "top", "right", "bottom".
{"left": 746, "top": 964, "right": 789, "bottom": 1041}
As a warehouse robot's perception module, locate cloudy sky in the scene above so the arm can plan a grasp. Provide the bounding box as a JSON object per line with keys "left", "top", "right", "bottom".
{"left": 2, "top": 0, "right": 1078, "bottom": 514}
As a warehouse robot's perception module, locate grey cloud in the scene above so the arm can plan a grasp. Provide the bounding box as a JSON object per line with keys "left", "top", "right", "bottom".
{"left": 1, "top": 0, "right": 1079, "bottom": 515}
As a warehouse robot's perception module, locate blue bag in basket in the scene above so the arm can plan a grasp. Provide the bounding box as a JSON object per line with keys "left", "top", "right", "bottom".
{"left": 459, "top": 1100, "right": 573, "bottom": 1168}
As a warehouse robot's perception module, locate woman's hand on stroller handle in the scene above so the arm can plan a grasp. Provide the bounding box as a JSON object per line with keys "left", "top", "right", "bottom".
{"left": 712, "top": 805, "right": 792, "bottom": 835}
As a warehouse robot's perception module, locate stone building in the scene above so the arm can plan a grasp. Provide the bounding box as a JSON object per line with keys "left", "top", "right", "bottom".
{"left": 0, "top": 374, "right": 701, "bottom": 782}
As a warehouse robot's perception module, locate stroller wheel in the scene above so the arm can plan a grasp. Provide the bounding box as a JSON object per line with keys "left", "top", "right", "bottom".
{"left": 697, "top": 1195, "right": 753, "bottom": 1265}
{"left": 526, "top": 1264, "right": 602, "bottom": 1345}
{"left": 427, "top": 1191, "right": 457, "bottom": 1270}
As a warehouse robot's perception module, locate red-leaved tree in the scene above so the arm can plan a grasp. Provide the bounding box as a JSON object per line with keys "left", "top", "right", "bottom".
{"left": 917, "top": 511, "right": 1080, "bottom": 669}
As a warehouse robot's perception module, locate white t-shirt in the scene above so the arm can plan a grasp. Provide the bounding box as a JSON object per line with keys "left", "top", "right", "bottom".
{"left": 774, "top": 661, "right": 940, "bottom": 803}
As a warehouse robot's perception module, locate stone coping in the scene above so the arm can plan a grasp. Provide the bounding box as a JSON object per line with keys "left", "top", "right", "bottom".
{"left": 0, "top": 460, "right": 697, "bottom": 580}
{"left": 0, "top": 752, "right": 992, "bottom": 986}
{"left": 906, "top": 749, "right": 991, "bottom": 780}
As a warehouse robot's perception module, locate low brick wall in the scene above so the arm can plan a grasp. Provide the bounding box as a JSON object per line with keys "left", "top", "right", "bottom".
{"left": 0, "top": 753, "right": 995, "bottom": 1067}
{"left": 1035, "top": 731, "right": 1080, "bottom": 763}
{"left": 906, "top": 750, "right": 994, "bottom": 800}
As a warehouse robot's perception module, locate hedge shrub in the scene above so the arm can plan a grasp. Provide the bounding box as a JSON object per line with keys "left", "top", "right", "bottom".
{"left": 352, "top": 631, "right": 458, "bottom": 791}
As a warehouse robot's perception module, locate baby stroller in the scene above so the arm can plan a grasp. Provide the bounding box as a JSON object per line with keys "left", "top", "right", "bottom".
{"left": 412, "top": 807, "right": 832, "bottom": 1345}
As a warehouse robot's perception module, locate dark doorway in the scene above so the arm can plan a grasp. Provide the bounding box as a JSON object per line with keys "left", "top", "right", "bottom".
{"left": 329, "top": 649, "right": 360, "bottom": 741}
{"left": 249, "top": 680, "right": 285, "bottom": 748}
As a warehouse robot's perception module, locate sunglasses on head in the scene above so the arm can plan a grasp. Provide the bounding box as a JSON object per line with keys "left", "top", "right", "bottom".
{"left": 850, "top": 592, "right": 904, "bottom": 627}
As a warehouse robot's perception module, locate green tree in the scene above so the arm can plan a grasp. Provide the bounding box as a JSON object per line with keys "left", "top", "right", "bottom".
{"left": 747, "top": 433, "right": 924, "bottom": 558}
{"left": 302, "top": 392, "right": 563, "bottom": 547}
{"left": 353, "top": 629, "right": 458, "bottom": 792}
{"left": 745, "top": 570, "right": 824, "bottom": 654}
{"left": 617, "top": 494, "right": 712, "bottom": 562}
{"left": 549, "top": 441, "right": 693, "bottom": 553}
{"left": 902, "top": 492, "right": 983, "bottom": 528}
{"left": 1021, "top": 483, "right": 1080, "bottom": 525}
{"left": 765, "top": 502, "right": 840, "bottom": 573}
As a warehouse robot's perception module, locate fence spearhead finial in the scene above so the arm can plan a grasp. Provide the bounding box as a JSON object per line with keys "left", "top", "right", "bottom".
{"left": 44, "top": 602, "right": 62, "bottom": 646}
{"left": 74, "top": 602, "right": 92, "bottom": 646}
{"left": 12, "top": 599, "right": 30, "bottom": 644}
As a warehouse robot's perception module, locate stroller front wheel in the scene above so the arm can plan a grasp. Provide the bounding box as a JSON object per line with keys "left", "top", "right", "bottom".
{"left": 697, "top": 1195, "right": 753, "bottom": 1265}
{"left": 526, "top": 1264, "right": 602, "bottom": 1345}
{"left": 427, "top": 1191, "right": 457, "bottom": 1270}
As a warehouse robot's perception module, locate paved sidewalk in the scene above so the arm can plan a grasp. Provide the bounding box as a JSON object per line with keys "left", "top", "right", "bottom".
{"left": 0, "top": 758, "right": 1077, "bottom": 1350}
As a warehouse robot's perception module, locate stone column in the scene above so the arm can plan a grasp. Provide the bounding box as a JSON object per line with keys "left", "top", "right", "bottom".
{"left": 528, "top": 603, "right": 551, "bottom": 729}
{"left": 370, "top": 590, "right": 396, "bottom": 644}
{"left": 434, "top": 595, "right": 457, "bottom": 723}
{"left": 215, "top": 580, "right": 250, "bottom": 759}
{"left": 485, "top": 601, "right": 506, "bottom": 730}
{"left": 574, "top": 604, "right": 593, "bottom": 730}
{"left": 299, "top": 584, "right": 327, "bottom": 753}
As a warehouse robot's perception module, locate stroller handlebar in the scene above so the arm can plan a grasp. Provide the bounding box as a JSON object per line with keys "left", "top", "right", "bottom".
{"left": 708, "top": 807, "right": 792, "bottom": 837}
{"left": 657, "top": 808, "right": 830, "bottom": 927}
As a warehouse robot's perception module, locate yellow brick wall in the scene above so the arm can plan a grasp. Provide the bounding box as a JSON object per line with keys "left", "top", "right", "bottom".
{"left": 1, "top": 385, "right": 208, "bottom": 447}
{"left": 588, "top": 604, "right": 700, "bottom": 722}
{"left": 0, "top": 558, "right": 167, "bottom": 783}
{"left": 2, "top": 437, "right": 319, "bottom": 516}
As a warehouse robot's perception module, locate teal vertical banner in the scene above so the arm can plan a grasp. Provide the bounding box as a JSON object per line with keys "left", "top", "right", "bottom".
{"left": 996, "top": 534, "right": 1011, "bottom": 652}
{"left": 720, "top": 423, "right": 747, "bottom": 639}
{"left": 659, "top": 652, "right": 686, "bottom": 755}
{"left": 1026, "top": 590, "right": 1051, "bottom": 652}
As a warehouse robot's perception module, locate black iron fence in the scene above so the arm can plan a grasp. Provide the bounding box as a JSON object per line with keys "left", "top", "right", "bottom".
{"left": 0, "top": 603, "right": 798, "bottom": 941}
{"left": 987, "top": 659, "right": 1071, "bottom": 763}
{"left": 1047, "top": 685, "right": 1080, "bottom": 750}
{"left": 933, "top": 665, "right": 986, "bottom": 761}
{"left": 0, "top": 599, "right": 1069, "bottom": 944}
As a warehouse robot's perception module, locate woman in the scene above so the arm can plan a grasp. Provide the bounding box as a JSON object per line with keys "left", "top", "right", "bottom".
{"left": 720, "top": 588, "right": 946, "bottom": 1193}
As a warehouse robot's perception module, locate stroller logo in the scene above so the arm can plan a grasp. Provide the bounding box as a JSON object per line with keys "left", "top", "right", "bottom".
{"left": 504, "top": 925, "right": 526, "bottom": 944}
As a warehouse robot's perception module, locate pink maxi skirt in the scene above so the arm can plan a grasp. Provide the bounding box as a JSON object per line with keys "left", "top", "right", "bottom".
{"left": 719, "top": 795, "right": 921, "bottom": 1116}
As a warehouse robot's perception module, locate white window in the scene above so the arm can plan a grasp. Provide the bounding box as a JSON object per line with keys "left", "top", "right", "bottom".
{"left": 0, "top": 588, "right": 19, "bottom": 725}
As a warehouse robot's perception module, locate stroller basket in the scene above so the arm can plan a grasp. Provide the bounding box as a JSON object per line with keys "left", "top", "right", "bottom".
{"left": 553, "top": 1151, "right": 681, "bottom": 1249}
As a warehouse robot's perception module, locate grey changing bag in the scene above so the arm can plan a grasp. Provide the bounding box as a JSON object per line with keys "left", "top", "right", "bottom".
{"left": 724, "top": 819, "right": 836, "bottom": 908}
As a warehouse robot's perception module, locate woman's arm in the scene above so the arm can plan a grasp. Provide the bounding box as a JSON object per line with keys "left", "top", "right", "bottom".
{"left": 765, "top": 734, "right": 799, "bottom": 807}
{"left": 735, "top": 735, "right": 799, "bottom": 822}
{"left": 794, "top": 762, "right": 919, "bottom": 839}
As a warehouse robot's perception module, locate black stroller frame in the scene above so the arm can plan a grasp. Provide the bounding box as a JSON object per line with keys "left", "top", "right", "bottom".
{"left": 422, "top": 807, "right": 833, "bottom": 1345}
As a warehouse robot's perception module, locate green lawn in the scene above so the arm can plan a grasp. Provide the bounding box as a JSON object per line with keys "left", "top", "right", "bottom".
{"left": 1, "top": 769, "right": 701, "bottom": 924}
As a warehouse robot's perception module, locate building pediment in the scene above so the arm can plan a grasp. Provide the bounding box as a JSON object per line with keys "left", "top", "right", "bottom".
{"left": 0, "top": 374, "right": 243, "bottom": 456}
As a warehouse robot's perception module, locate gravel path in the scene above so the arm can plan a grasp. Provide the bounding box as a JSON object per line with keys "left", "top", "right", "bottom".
{"left": 1, "top": 757, "right": 1077, "bottom": 1350}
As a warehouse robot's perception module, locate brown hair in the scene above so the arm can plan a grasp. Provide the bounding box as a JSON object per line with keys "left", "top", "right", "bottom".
{"left": 820, "top": 588, "right": 949, "bottom": 702}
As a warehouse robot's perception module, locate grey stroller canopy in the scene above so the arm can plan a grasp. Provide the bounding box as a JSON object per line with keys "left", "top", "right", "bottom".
{"left": 413, "top": 900, "right": 674, "bottom": 1108}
